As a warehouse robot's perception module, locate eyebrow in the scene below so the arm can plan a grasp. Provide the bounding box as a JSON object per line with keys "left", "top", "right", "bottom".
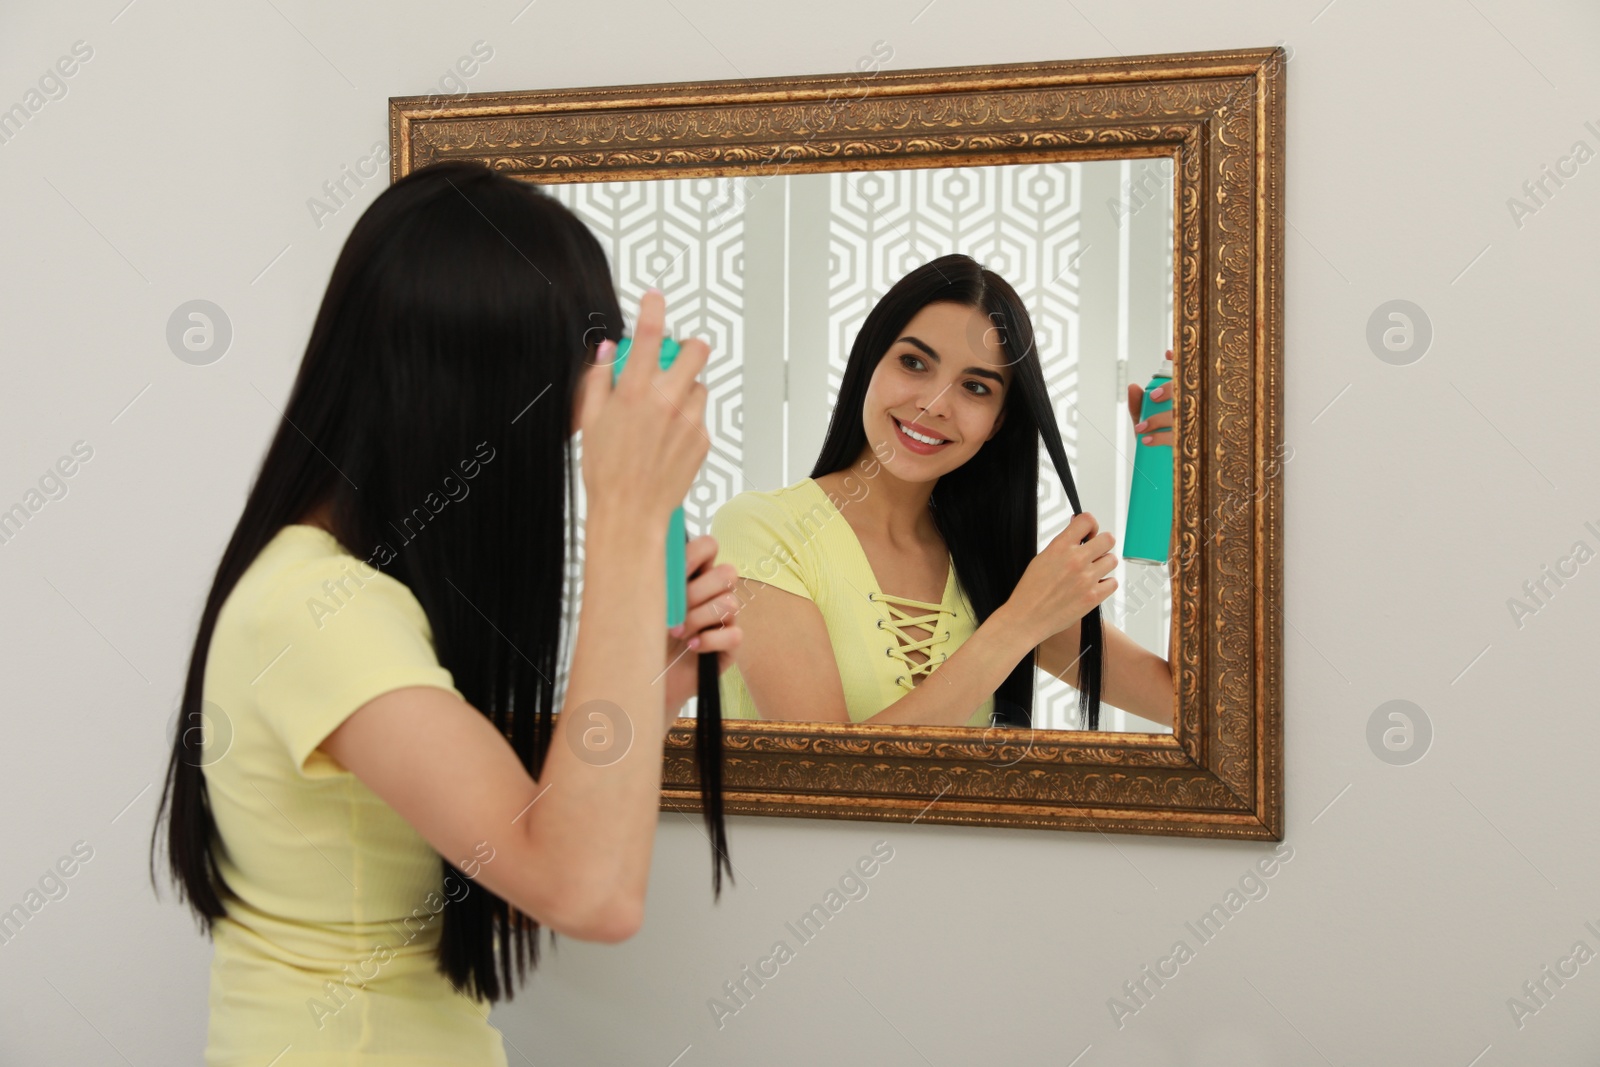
{"left": 896, "top": 336, "right": 1007, "bottom": 386}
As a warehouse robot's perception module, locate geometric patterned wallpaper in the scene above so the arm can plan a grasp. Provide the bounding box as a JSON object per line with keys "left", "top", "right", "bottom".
{"left": 544, "top": 157, "right": 1173, "bottom": 732}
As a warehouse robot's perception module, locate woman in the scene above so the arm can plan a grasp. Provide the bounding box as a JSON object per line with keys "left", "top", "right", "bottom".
{"left": 711, "top": 253, "right": 1176, "bottom": 730}
{"left": 149, "top": 160, "right": 743, "bottom": 1065}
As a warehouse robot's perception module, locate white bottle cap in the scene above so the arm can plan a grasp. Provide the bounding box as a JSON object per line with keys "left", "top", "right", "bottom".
{"left": 1153, "top": 357, "right": 1173, "bottom": 379}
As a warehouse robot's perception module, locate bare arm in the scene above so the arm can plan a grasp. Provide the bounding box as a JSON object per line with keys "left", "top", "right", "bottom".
{"left": 1036, "top": 616, "right": 1175, "bottom": 729}
{"left": 723, "top": 580, "right": 849, "bottom": 721}
{"left": 319, "top": 516, "right": 668, "bottom": 943}
{"left": 731, "top": 579, "right": 1036, "bottom": 727}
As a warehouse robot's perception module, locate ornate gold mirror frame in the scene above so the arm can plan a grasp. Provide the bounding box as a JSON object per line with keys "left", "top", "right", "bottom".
{"left": 389, "top": 46, "right": 1285, "bottom": 840}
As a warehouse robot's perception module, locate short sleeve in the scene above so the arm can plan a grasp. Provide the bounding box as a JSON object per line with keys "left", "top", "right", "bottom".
{"left": 253, "top": 557, "right": 462, "bottom": 776}
{"left": 710, "top": 492, "right": 813, "bottom": 601}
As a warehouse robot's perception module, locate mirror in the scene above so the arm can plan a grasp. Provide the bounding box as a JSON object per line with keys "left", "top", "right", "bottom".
{"left": 541, "top": 159, "right": 1176, "bottom": 733}
{"left": 390, "top": 47, "right": 1285, "bottom": 840}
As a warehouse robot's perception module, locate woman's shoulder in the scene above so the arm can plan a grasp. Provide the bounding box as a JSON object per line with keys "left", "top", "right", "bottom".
{"left": 711, "top": 478, "right": 826, "bottom": 535}
{"left": 222, "top": 526, "right": 428, "bottom": 642}
{"left": 728, "top": 477, "right": 825, "bottom": 508}
{"left": 708, "top": 480, "right": 833, "bottom": 596}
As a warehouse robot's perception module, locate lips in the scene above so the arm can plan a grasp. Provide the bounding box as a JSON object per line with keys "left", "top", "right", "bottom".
{"left": 893, "top": 416, "right": 952, "bottom": 450}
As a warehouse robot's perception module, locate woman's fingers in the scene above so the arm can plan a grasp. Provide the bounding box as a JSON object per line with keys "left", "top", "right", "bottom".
{"left": 1151, "top": 355, "right": 1176, "bottom": 404}
{"left": 684, "top": 534, "right": 720, "bottom": 579}
{"left": 669, "top": 556, "right": 738, "bottom": 639}
{"left": 619, "top": 289, "right": 666, "bottom": 392}
{"left": 677, "top": 563, "right": 742, "bottom": 636}
{"left": 1133, "top": 358, "right": 1176, "bottom": 443}
{"left": 670, "top": 607, "right": 742, "bottom": 658}
{"left": 1136, "top": 409, "right": 1173, "bottom": 443}
{"left": 679, "top": 591, "right": 741, "bottom": 637}
{"left": 661, "top": 336, "right": 711, "bottom": 400}
{"left": 685, "top": 560, "right": 737, "bottom": 613}
{"left": 688, "top": 622, "right": 742, "bottom": 652}
{"left": 694, "top": 622, "right": 743, "bottom": 674}
{"left": 1129, "top": 350, "right": 1177, "bottom": 425}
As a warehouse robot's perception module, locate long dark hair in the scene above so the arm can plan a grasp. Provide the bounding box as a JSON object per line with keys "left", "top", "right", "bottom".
{"left": 149, "top": 159, "right": 732, "bottom": 1003}
{"left": 809, "top": 252, "right": 1105, "bottom": 730}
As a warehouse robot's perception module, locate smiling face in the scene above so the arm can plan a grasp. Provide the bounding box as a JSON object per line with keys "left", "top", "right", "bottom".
{"left": 862, "top": 300, "right": 1015, "bottom": 481}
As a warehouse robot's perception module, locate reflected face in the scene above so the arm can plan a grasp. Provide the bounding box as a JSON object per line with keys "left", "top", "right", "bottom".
{"left": 863, "top": 301, "right": 1014, "bottom": 481}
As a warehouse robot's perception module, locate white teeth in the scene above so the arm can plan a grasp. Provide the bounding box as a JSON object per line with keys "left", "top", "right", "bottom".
{"left": 897, "top": 419, "right": 947, "bottom": 446}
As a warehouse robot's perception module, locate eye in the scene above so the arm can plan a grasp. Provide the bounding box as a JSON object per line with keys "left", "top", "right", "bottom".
{"left": 899, "top": 353, "right": 993, "bottom": 397}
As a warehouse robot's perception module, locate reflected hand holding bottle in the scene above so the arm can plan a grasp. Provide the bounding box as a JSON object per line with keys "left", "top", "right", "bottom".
{"left": 1127, "top": 348, "right": 1176, "bottom": 446}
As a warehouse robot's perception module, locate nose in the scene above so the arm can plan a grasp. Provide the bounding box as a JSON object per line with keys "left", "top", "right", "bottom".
{"left": 918, "top": 378, "right": 957, "bottom": 423}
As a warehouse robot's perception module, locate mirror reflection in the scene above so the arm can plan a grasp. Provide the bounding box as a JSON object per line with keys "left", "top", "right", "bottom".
{"left": 548, "top": 158, "right": 1176, "bottom": 733}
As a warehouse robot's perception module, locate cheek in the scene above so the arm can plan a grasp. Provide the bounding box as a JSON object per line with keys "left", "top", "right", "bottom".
{"left": 863, "top": 378, "right": 901, "bottom": 419}
{"left": 967, "top": 405, "right": 1003, "bottom": 444}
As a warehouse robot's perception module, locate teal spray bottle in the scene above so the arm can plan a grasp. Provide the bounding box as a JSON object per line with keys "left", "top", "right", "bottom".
{"left": 1122, "top": 353, "right": 1174, "bottom": 566}
{"left": 611, "top": 336, "right": 688, "bottom": 628}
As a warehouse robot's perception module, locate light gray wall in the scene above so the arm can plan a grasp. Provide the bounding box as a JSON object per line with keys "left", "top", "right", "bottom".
{"left": 2, "top": 1, "right": 1597, "bottom": 1063}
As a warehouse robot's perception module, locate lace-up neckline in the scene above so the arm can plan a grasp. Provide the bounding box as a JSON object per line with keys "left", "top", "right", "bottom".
{"left": 868, "top": 591, "right": 954, "bottom": 690}
{"left": 714, "top": 478, "right": 993, "bottom": 727}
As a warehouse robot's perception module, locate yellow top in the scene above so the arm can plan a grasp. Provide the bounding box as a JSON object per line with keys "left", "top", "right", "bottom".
{"left": 200, "top": 525, "right": 509, "bottom": 1067}
{"left": 711, "top": 477, "right": 994, "bottom": 727}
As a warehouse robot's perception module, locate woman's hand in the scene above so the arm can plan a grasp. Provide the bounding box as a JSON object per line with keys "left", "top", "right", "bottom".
{"left": 1005, "top": 511, "right": 1119, "bottom": 648}
{"left": 1126, "top": 348, "right": 1175, "bottom": 446}
{"left": 662, "top": 534, "right": 743, "bottom": 722}
{"left": 576, "top": 289, "right": 712, "bottom": 531}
